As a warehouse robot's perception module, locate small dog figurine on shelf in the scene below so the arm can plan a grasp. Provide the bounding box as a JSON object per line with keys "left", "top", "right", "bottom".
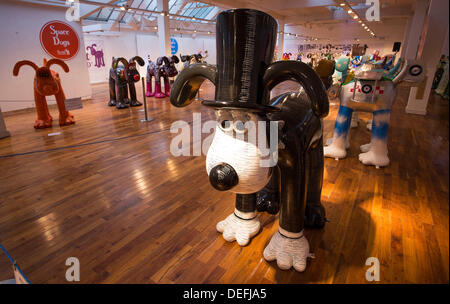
{"left": 13, "top": 58, "right": 75, "bottom": 129}
{"left": 109, "top": 56, "right": 145, "bottom": 109}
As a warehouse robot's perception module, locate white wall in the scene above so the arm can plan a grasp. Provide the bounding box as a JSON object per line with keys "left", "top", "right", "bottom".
{"left": 283, "top": 39, "right": 400, "bottom": 59}
{"left": 84, "top": 30, "right": 216, "bottom": 84}
{"left": 0, "top": 0, "right": 92, "bottom": 112}
{"left": 84, "top": 32, "right": 139, "bottom": 83}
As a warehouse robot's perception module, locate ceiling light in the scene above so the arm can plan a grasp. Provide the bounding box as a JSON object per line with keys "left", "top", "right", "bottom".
{"left": 208, "top": 31, "right": 211, "bottom": 34}
{"left": 120, "top": 6, "right": 126, "bottom": 11}
{"left": 358, "top": 20, "right": 362, "bottom": 23}
{"left": 194, "top": 30, "right": 197, "bottom": 32}
{"left": 192, "top": 17, "right": 196, "bottom": 21}
{"left": 353, "top": 15, "right": 358, "bottom": 19}
{"left": 362, "top": 23, "right": 365, "bottom": 26}
{"left": 340, "top": 3, "right": 345, "bottom": 6}
{"left": 160, "top": 12, "right": 164, "bottom": 16}
{"left": 154, "top": 26, "right": 157, "bottom": 30}
{"left": 347, "top": 9, "right": 352, "bottom": 13}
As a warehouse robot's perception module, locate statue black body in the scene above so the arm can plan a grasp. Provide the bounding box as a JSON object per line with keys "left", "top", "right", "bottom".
{"left": 169, "top": 9, "right": 329, "bottom": 271}
{"left": 255, "top": 90, "right": 326, "bottom": 228}
{"left": 108, "top": 56, "right": 145, "bottom": 109}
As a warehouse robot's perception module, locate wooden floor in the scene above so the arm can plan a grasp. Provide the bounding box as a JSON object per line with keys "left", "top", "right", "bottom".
{"left": 0, "top": 80, "right": 448, "bottom": 284}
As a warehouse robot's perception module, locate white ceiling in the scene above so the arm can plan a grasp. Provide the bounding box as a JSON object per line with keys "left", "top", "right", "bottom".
{"left": 203, "top": 0, "right": 418, "bottom": 43}
{"left": 19, "top": 0, "right": 420, "bottom": 43}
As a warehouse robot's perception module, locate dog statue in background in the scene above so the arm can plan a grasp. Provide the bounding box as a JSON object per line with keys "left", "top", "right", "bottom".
{"left": 146, "top": 55, "right": 179, "bottom": 98}
{"left": 314, "top": 59, "right": 336, "bottom": 89}
{"left": 324, "top": 59, "right": 425, "bottom": 167}
{"left": 180, "top": 53, "right": 203, "bottom": 68}
{"left": 108, "top": 56, "right": 145, "bottom": 109}
{"left": 13, "top": 58, "right": 75, "bottom": 129}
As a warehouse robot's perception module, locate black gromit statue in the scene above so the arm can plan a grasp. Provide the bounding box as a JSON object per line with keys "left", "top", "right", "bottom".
{"left": 180, "top": 53, "right": 203, "bottom": 68}
{"left": 108, "top": 56, "right": 145, "bottom": 109}
{"left": 169, "top": 9, "right": 329, "bottom": 272}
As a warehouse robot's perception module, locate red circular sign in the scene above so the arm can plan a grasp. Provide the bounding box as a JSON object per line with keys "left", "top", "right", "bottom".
{"left": 39, "top": 20, "right": 80, "bottom": 60}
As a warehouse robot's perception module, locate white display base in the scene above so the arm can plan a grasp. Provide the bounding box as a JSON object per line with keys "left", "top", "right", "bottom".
{"left": 405, "top": 106, "right": 427, "bottom": 115}
{"left": 0, "top": 107, "right": 10, "bottom": 139}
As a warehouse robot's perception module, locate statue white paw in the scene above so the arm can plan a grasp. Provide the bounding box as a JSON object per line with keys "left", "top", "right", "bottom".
{"left": 360, "top": 142, "right": 371, "bottom": 153}
{"left": 324, "top": 143, "right": 347, "bottom": 159}
{"left": 216, "top": 209, "right": 260, "bottom": 246}
{"left": 358, "top": 150, "right": 389, "bottom": 167}
{"left": 263, "top": 229, "right": 311, "bottom": 272}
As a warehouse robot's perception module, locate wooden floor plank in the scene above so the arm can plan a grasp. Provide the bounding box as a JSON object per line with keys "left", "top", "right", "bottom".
{"left": 0, "top": 81, "right": 448, "bottom": 283}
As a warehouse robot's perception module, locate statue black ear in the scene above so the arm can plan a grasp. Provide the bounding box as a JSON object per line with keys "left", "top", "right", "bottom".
{"left": 170, "top": 63, "right": 217, "bottom": 108}
{"left": 172, "top": 55, "right": 180, "bottom": 63}
{"left": 114, "top": 57, "right": 129, "bottom": 69}
{"left": 131, "top": 56, "right": 145, "bottom": 66}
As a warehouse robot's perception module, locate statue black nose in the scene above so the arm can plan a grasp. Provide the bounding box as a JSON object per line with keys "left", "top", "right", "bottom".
{"left": 209, "top": 163, "right": 239, "bottom": 191}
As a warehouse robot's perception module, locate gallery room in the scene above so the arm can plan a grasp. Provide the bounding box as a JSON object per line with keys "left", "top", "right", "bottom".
{"left": 0, "top": 0, "right": 448, "bottom": 288}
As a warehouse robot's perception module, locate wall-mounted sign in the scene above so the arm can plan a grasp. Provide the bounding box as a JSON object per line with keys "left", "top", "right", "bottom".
{"left": 171, "top": 37, "right": 178, "bottom": 55}
{"left": 39, "top": 21, "right": 80, "bottom": 60}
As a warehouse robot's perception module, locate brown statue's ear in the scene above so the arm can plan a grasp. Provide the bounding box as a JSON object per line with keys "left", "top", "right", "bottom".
{"left": 46, "top": 59, "right": 70, "bottom": 73}
{"left": 13, "top": 60, "right": 38, "bottom": 76}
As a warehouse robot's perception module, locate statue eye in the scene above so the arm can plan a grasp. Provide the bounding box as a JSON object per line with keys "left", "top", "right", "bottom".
{"left": 233, "top": 121, "right": 247, "bottom": 134}
{"left": 219, "top": 120, "right": 233, "bottom": 132}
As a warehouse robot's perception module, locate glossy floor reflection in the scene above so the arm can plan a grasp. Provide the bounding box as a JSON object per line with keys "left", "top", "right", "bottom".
{"left": 0, "top": 81, "right": 448, "bottom": 283}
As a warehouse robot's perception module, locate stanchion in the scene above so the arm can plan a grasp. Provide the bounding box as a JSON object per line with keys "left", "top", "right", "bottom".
{"left": 194, "top": 88, "right": 201, "bottom": 101}
{"left": 140, "top": 77, "right": 154, "bottom": 123}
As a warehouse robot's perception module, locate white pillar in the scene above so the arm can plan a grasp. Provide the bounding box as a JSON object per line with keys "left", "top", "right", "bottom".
{"left": 405, "top": 0, "right": 449, "bottom": 115}
{"left": 157, "top": 0, "right": 171, "bottom": 57}
{"left": 0, "top": 107, "right": 11, "bottom": 139}
{"left": 399, "top": 17, "right": 411, "bottom": 59}
{"left": 403, "top": 0, "right": 428, "bottom": 60}
{"left": 277, "top": 20, "right": 285, "bottom": 61}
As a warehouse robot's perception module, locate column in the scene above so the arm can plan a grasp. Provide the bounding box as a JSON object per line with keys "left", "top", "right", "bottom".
{"left": 399, "top": 17, "right": 411, "bottom": 59}
{"left": 0, "top": 107, "right": 11, "bottom": 139}
{"left": 277, "top": 20, "right": 285, "bottom": 61}
{"left": 157, "top": 0, "right": 171, "bottom": 57}
{"left": 405, "top": 0, "right": 449, "bottom": 115}
{"left": 403, "top": 0, "right": 428, "bottom": 60}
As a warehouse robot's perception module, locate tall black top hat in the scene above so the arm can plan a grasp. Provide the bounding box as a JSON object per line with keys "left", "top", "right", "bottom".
{"left": 202, "top": 9, "right": 278, "bottom": 112}
{"left": 170, "top": 9, "right": 329, "bottom": 118}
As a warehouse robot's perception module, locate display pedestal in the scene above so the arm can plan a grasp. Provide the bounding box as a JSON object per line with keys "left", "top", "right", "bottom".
{"left": 0, "top": 107, "right": 11, "bottom": 139}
